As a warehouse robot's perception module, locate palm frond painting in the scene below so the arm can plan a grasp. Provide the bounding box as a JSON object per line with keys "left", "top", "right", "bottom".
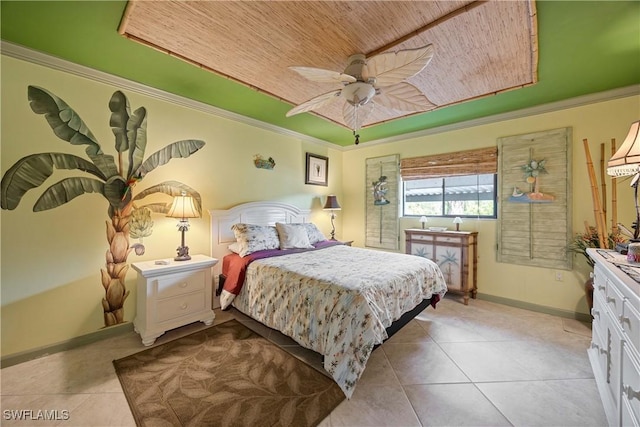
{"left": 1, "top": 86, "right": 206, "bottom": 327}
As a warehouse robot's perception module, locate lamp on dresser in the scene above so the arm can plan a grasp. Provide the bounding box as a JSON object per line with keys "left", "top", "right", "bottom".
{"left": 323, "top": 195, "right": 341, "bottom": 240}
{"left": 607, "top": 120, "right": 640, "bottom": 240}
{"left": 167, "top": 191, "right": 200, "bottom": 261}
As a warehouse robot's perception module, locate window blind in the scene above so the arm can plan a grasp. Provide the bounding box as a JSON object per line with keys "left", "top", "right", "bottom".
{"left": 400, "top": 147, "right": 498, "bottom": 180}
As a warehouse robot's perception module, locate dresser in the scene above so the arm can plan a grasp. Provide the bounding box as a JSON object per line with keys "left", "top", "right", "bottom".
{"left": 132, "top": 254, "right": 218, "bottom": 346}
{"left": 587, "top": 248, "right": 640, "bottom": 426}
{"left": 405, "top": 228, "right": 478, "bottom": 305}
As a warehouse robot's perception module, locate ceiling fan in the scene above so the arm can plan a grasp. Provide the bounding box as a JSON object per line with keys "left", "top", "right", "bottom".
{"left": 286, "top": 45, "right": 437, "bottom": 144}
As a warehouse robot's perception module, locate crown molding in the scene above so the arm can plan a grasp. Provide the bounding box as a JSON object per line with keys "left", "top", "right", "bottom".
{"left": 3, "top": 41, "right": 638, "bottom": 152}
{"left": 0, "top": 41, "right": 336, "bottom": 149}
{"left": 350, "top": 84, "right": 640, "bottom": 150}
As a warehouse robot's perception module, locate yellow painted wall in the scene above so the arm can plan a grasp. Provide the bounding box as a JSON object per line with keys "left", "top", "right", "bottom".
{"left": 2, "top": 53, "right": 638, "bottom": 358}
{"left": 0, "top": 56, "right": 342, "bottom": 356}
{"left": 342, "top": 95, "right": 639, "bottom": 316}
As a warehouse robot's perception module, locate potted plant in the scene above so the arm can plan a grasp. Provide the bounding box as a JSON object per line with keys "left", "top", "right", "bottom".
{"left": 568, "top": 223, "right": 626, "bottom": 312}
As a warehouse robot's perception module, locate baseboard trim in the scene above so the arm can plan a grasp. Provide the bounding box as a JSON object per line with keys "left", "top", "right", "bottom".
{"left": 476, "top": 293, "right": 592, "bottom": 323}
{"left": 1, "top": 322, "right": 134, "bottom": 369}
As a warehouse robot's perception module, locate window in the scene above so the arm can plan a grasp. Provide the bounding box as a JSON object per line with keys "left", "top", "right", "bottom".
{"left": 400, "top": 147, "right": 498, "bottom": 218}
{"left": 403, "top": 173, "right": 497, "bottom": 218}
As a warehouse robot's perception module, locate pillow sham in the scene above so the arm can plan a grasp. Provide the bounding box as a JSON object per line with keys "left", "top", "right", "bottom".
{"left": 228, "top": 242, "right": 241, "bottom": 254}
{"left": 302, "top": 222, "right": 327, "bottom": 244}
{"left": 275, "top": 222, "right": 314, "bottom": 249}
{"left": 231, "top": 223, "right": 280, "bottom": 257}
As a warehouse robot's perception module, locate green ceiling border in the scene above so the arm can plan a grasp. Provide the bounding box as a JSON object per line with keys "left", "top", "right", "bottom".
{"left": 2, "top": 1, "right": 639, "bottom": 146}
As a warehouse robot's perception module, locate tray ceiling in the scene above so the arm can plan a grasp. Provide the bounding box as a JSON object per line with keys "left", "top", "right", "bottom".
{"left": 119, "top": 0, "right": 537, "bottom": 131}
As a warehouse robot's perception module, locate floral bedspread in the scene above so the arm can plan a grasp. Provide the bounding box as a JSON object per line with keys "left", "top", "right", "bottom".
{"left": 231, "top": 245, "right": 447, "bottom": 398}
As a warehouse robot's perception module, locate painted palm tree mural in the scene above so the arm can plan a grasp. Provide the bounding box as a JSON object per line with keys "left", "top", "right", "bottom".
{"left": 438, "top": 249, "right": 460, "bottom": 285}
{"left": 1, "top": 86, "right": 205, "bottom": 327}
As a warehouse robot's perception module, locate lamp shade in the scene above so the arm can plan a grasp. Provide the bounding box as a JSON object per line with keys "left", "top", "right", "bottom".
{"left": 167, "top": 194, "right": 199, "bottom": 219}
{"left": 323, "top": 195, "right": 341, "bottom": 211}
{"left": 607, "top": 120, "right": 640, "bottom": 177}
{"left": 419, "top": 216, "right": 428, "bottom": 224}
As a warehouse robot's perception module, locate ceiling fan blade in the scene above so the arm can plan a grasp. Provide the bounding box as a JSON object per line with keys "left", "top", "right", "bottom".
{"left": 367, "top": 44, "right": 435, "bottom": 87}
{"left": 376, "top": 83, "right": 437, "bottom": 112}
{"left": 289, "top": 66, "right": 357, "bottom": 84}
{"left": 286, "top": 89, "right": 342, "bottom": 117}
{"left": 342, "top": 101, "right": 374, "bottom": 131}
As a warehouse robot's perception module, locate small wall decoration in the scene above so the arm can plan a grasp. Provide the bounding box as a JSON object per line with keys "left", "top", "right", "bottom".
{"left": 372, "top": 175, "right": 390, "bottom": 205}
{"left": 253, "top": 154, "right": 275, "bottom": 170}
{"left": 508, "top": 157, "right": 555, "bottom": 203}
{"left": 305, "top": 153, "right": 328, "bottom": 186}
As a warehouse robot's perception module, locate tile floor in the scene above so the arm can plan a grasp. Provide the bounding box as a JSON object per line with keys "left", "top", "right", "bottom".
{"left": 0, "top": 296, "right": 606, "bottom": 426}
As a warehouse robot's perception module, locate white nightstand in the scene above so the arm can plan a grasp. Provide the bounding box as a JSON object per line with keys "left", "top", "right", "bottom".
{"left": 131, "top": 254, "right": 218, "bottom": 346}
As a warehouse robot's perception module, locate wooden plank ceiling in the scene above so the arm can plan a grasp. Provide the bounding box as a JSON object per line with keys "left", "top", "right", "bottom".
{"left": 120, "top": 0, "right": 537, "bottom": 131}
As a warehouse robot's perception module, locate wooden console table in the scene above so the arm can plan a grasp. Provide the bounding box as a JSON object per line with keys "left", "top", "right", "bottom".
{"left": 405, "top": 228, "right": 478, "bottom": 304}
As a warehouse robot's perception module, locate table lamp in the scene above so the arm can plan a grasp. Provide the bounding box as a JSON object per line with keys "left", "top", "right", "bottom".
{"left": 167, "top": 191, "right": 200, "bottom": 260}
{"left": 323, "top": 195, "right": 341, "bottom": 240}
{"left": 607, "top": 120, "right": 640, "bottom": 240}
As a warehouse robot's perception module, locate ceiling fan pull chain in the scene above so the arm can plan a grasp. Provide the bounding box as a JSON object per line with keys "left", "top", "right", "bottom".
{"left": 354, "top": 131, "right": 360, "bottom": 145}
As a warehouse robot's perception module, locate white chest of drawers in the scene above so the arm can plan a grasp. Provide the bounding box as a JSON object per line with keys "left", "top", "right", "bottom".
{"left": 587, "top": 248, "right": 640, "bottom": 426}
{"left": 132, "top": 254, "right": 218, "bottom": 346}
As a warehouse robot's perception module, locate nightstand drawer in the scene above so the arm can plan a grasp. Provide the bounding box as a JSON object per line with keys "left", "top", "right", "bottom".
{"left": 156, "top": 291, "right": 206, "bottom": 322}
{"left": 156, "top": 270, "right": 206, "bottom": 299}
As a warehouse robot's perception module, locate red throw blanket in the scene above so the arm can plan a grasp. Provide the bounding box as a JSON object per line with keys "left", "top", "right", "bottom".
{"left": 221, "top": 240, "right": 344, "bottom": 297}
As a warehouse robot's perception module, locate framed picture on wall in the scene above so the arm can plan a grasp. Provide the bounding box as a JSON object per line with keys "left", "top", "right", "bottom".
{"left": 305, "top": 153, "right": 328, "bottom": 186}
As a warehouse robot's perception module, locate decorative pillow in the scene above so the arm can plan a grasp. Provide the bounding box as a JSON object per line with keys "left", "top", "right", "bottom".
{"left": 275, "top": 222, "right": 314, "bottom": 249}
{"left": 302, "top": 223, "right": 327, "bottom": 244}
{"left": 228, "top": 242, "right": 242, "bottom": 254}
{"left": 231, "top": 223, "right": 280, "bottom": 257}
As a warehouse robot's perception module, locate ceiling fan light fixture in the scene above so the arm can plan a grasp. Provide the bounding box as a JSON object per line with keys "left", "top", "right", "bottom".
{"left": 287, "top": 44, "right": 436, "bottom": 145}
{"left": 342, "top": 82, "right": 376, "bottom": 106}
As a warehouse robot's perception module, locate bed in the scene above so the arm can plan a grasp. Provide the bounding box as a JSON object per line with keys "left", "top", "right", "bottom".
{"left": 209, "top": 201, "right": 447, "bottom": 398}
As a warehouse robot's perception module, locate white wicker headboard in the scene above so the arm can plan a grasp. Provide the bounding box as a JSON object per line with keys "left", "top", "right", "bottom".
{"left": 208, "top": 201, "right": 311, "bottom": 275}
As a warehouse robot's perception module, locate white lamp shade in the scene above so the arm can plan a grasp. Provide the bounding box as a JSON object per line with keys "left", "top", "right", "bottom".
{"left": 167, "top": 195, "right": 199, "bottom": 219}
{"left": 453, "top": 217, "right": 463, "bottom": 224}
{"left": 607, "top": 120, "right": 640, "bottom": 177}
{"left": 419, "top": 216, "right": 428, "bottom": 223}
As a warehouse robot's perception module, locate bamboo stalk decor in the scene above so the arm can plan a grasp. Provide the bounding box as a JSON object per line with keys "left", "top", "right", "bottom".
{"left": 611, "top": 138, "right": 618, "bottom": 234}
{"left": 583, "top": 139, "right": 608, "bottom": 249}
{"left": 601, "top": 143, "right": 607, "bottom": 223}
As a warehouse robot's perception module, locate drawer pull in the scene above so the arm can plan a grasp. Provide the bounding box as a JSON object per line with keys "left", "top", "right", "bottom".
{"left": 590, "top": 342, "right": 600, "bottom": 350}
{"left": 180, "top": 303, "right": 188, "bottom": 310}
{"left": 179, "top": 282, "right": 188, "bottom": 288}
{"left": 606, "top": 296, "right": 616, "bottom": 305}
{"left": 619, "top": 315, "right": 631, "bottom": 326}
{"left": 623, "top": 385, "right": 640, "bottom": 402}
{"left": 592, "top": 309, "right": 600, "bottom": 318}
{"left": 597, "top": 284, "right": 605, "bottom": 291}
{"left": 599, "top": 347, "right": 608, "bottom": 356}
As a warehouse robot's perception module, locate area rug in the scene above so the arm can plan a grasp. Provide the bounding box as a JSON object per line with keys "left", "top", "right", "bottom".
{"left": 113, "top": 320, "right": 344, "bottom": 427}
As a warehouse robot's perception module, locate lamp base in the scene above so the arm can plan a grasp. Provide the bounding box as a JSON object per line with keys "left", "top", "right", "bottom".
{"left": 175, "top": 244, "right": 191, "bottom": 261}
